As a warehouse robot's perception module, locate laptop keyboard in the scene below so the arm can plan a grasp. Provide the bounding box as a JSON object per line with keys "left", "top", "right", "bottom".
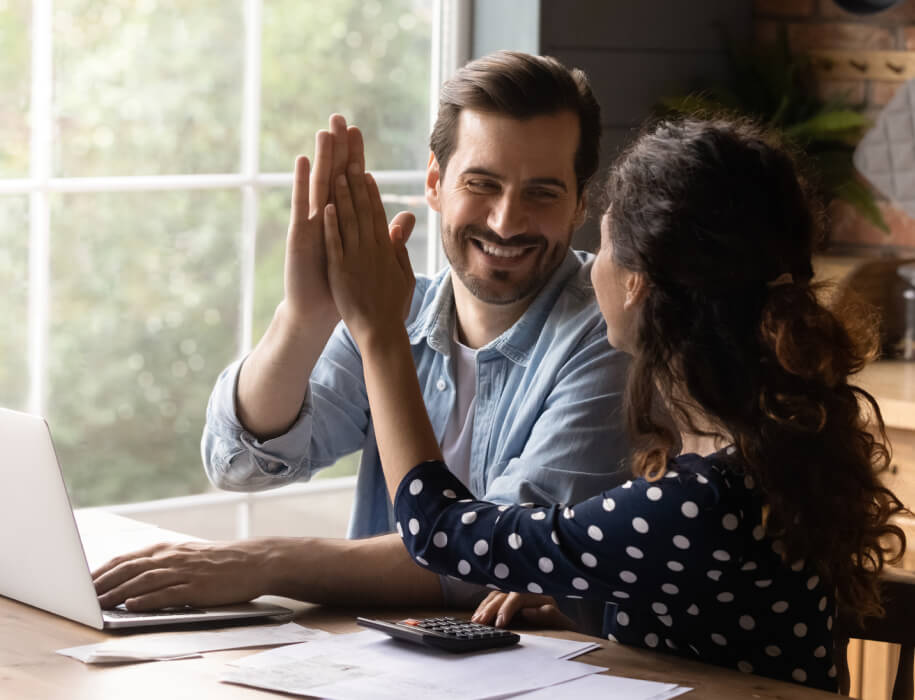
{"left": 104, "top": 606, "right": 207, "bottom": 618}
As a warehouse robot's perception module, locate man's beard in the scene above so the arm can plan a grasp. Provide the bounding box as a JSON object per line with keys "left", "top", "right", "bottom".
{"left": 442, "top": 224, "right": 566, "bottom": 305}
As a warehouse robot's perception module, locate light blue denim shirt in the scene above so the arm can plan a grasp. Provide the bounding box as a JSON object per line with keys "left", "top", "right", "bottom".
{"left": 202, "top": 250, "right": 630, "bottom": 540}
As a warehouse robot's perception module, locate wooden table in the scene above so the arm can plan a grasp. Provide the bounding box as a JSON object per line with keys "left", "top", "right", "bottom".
{"left": 0, "top": 595, "right": 836, "bottom": 700}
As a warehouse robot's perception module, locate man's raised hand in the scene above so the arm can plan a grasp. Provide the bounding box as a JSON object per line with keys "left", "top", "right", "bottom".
{"left": 281, "top": 115, "right": 348, "bottom": 330}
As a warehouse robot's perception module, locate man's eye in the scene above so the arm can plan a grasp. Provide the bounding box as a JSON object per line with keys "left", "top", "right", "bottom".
{"left": 466, "top": 180, "right": 498, "bottom": 193}
{"left": 528, "top": 188, "right": 560, "bottom": 200}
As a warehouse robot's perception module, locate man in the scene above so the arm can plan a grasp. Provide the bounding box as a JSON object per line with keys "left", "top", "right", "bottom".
{"left": 92, "top": 51, "right": 629, "bottom": 624}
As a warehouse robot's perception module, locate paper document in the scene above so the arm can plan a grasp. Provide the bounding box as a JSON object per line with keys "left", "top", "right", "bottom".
{"left": 57, "top": 622, "right": 330, "bottom": 664}
{"left": 223, "top": 629, "right": 606, "bottom": 699}
{"left": 517, "top": 633, "right": 601, "bottom": 660}
{"left": 509, "top": 672, "right": 693, "bottom": 699}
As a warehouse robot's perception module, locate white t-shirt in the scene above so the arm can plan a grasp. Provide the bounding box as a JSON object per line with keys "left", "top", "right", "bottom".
{"left": 440, "top": 334, "right": 478, "bottom": 488}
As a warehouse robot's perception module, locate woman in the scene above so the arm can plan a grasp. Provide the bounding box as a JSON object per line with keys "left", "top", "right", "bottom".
{"left": 321, "top": 118, "right": 907, "bottom": 691}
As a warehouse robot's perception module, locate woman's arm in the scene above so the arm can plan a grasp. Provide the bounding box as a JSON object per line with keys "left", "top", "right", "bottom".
{"left": 392, "top": 459, "right": 743, "bottom": 608}
{"left": 322, "top": 156, "right": 443, "bottom": 500}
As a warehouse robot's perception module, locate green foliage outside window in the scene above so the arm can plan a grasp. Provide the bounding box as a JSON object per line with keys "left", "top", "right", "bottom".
{"left": 0, "top": 0, "right": 432, "bottom": 505}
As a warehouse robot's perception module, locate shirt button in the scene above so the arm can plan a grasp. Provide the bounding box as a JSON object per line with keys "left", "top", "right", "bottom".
{"left": 436, "top": 379, "right": 447, "bottom": 391}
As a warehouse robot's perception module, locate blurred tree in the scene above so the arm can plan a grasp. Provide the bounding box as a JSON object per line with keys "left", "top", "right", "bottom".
{"left": 0, "top": 0, "right": 31, "bottom": 177}
{"left": 0, "top": 0, "right": 432, "bottom": 505}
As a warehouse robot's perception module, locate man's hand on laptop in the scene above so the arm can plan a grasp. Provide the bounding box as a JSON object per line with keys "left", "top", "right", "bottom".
{"left": 92, "top": 541, "right": 269, "bottom": 610}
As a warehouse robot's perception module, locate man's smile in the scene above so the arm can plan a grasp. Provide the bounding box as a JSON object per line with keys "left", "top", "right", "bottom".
{"left": 467, "top": 235, "right": 542, "bottom": 269}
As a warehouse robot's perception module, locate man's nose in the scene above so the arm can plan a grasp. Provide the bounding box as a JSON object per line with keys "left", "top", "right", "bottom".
{"left": 488, "top": 192, "right": 529, "bottom": 238}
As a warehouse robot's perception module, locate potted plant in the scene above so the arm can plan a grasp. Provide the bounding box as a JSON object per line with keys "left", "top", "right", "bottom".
{"left": 658, "top": 31, "right": 889, "bottom": 234}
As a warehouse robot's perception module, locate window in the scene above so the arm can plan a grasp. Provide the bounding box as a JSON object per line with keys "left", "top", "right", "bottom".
{"left": 2, "top": 0, "right": 443, "bottom": 507}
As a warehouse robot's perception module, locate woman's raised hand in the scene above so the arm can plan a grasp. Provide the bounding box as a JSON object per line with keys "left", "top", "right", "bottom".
{"left": 323, "top": 140, "right": 416, "bottom": 346}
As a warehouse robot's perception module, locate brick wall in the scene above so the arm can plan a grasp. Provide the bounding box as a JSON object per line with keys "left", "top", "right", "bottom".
{"left": 754, "top": 0, "right": 915, "bottom": 249}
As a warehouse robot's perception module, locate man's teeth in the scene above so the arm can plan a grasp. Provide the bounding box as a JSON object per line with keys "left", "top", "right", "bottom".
{"left": 479, "top": 242, "right": 527, "bottom": 258}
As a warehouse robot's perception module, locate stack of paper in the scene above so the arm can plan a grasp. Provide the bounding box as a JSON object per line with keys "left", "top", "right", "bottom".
{"left": 221, "top": 629, "right": 692, "bottom": 699}
{"left": 511, "top": 673, "right": 691, "bottom": 699}
{"left": 516, "top": 633, "right": 601, "bottom": 660}
{"left": 57, "top": 622, "right": 330, "bottom": 664}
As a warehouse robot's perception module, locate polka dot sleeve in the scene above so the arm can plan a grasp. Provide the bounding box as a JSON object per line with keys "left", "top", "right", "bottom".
{"left": 393, "top": 459, "right": 745, "bottom": 604}
{"left": 394, "top": 458, "right": 837, "bottom": 692}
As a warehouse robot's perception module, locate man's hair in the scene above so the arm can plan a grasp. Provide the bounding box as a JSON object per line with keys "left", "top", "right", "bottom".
{"left": 429, "top": 50, "right": 601, "bottom": 199}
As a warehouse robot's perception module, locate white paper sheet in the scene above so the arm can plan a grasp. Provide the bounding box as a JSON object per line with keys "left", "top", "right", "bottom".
{"left": 57, "top": 622, "right": 330, "bottom": 663}
{"left": 506, "top": 672, "right": 692, "bottom": 699}
{"left": 517, "top": 633, "right": 601, "bottom": 660}
{"left": 222, "top": 629, "right": 606, "bottom": 700}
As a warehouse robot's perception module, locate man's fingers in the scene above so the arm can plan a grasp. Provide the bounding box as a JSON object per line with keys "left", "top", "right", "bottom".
{"left": 310, "top": 130, "right": 333, "bottom": 217}
{"left": 97, "top": 568, "right": 186, "bottom": 609}
{"left": 93, "top": 556, "right": 164, "bottom": 595}
{"left": 124, "top": 584, "right": 195, "bottom": 612}
{"left": 347, "top": 126, "right": 365, "bottom": 172}
{"left": 290, "top": 155, "right": 311, "bottom": 227}
{"left": 90, "top": 543, "right": 166, "bottom": 579}
{"left": 329, "top": 114, "right": 349, "bottom": 186}
{"left": 390, "top": 211, "right": 416, "bottom": 244}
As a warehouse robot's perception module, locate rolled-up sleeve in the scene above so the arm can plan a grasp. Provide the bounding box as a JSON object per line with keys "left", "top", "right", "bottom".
{"left": 201, "top": 322, "right": 372, "bottom": 492}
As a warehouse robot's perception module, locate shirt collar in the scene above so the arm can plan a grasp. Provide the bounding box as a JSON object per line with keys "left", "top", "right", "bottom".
{"left": 406, "top": 249, "right": 584, "bottom": 367}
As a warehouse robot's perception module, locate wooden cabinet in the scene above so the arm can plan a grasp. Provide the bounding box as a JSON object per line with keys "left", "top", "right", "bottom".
{"left": 847, "top": 362, "right": 915, "bottom": 699}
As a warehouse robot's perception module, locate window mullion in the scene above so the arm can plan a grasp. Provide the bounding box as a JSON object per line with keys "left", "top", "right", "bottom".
{"left": 425, "top": 0, "right": 472, "bottom": 274}
{"left": 239, "top": 0, "right": 263, "bottom": 360}
{"left": 27, "top": 0, "right": 53, "bottom": 416}
{"left": 235, "top": 0, "right": 264, "bottom": 538}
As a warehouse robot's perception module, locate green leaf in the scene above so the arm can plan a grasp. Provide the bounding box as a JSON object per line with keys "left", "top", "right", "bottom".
{"left": 835, "top": 178, "right": 890, "bottom": 233}
{"left": 784, "top": 110, "right": 870, "bottom": 142}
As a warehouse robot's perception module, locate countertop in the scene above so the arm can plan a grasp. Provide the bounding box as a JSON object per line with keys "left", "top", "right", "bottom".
{"left": 857, "top": 361, "right": 915, "bottom": 431}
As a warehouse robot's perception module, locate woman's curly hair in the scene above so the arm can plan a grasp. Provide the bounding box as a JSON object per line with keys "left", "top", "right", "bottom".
{"left": 605, "top": 117, "right": 908, "bottom": 618}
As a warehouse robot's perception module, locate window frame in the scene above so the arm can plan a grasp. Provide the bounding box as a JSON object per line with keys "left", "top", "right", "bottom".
{"left": 10, "top": 0, "right": 470, "bottom": 532}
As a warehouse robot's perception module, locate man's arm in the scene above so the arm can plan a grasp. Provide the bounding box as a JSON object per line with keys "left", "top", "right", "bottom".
{"left": 235, "top": 117, "right": 349, "bottom": 440}
{"left": 92, "top": 533, "right": 443, "bottom": 610}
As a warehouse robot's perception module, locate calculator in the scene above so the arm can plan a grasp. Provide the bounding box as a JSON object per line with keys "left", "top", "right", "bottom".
{"left": 356, "top": 615, "right": 520, "bottom": 653}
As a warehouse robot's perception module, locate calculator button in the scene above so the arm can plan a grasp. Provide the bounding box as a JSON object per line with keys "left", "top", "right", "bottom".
{"left": 402, "top": 619, "right": 421, "bottom": 626}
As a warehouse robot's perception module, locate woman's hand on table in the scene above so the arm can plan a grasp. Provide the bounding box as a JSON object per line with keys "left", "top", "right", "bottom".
{"left": 472, "top": 591, "right": 577, "bottom": 631}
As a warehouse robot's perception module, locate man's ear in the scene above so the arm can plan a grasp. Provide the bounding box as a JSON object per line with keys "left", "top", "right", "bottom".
{"left": 624, "top": 271, "right": 648, "bottom": 310}
{"left": 572, "top": 192, "right": 588, "bottom": 231}
{"left": 425, "top": 152, "right": 442, "bottom": 212}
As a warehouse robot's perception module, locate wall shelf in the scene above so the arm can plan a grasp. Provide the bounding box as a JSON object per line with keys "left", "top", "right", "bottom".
{"left": 808, "top": 49, "right": 915, "bottom": 82}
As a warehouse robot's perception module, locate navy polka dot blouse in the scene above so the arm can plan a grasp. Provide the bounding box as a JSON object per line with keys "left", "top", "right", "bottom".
{"left": 393, "top": 448, "right": 837, "bottom": 692}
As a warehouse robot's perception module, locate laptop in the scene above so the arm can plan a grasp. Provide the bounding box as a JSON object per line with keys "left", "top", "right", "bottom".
{"left": 0, "top": 406, "right": 293, "bottom": 629}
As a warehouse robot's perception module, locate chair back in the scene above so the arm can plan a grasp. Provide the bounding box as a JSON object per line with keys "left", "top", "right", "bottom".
{"left": 836, "top": 568, "right": 915, "bottom": 699}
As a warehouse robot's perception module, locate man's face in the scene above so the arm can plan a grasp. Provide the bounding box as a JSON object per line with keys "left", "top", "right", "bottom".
{"left": 426, "top": 109, "right": 584, "bottom": 305}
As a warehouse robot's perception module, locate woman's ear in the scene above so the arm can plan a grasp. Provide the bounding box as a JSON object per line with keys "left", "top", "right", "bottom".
{"left": 624, "top": 271, "right": 648, "bottom": 310}
{"left": 425, "top": 152, "right": 442, "bottom": 212}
